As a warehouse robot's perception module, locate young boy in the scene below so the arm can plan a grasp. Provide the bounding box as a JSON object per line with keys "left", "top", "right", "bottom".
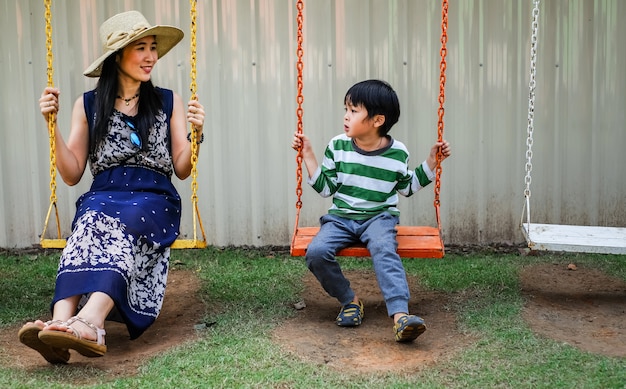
{"left": 291, "top": 79, "right": 451, "bottom": 342}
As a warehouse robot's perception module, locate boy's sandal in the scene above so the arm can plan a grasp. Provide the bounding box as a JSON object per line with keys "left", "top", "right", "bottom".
{"left": 336, "top": 300, "right": 364, "bottom": 327}
{"left": 38, "top": 316, "right": 107, "bottom": 358}
{"left": 394, "top": 314, "right": 426, "bottom": 342}
{"left": 18, "top": 320, "right": 70, "bottom": 364}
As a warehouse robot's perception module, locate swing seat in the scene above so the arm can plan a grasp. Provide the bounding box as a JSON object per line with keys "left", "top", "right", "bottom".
{"left": 290, "top": 226, "right": 444, "bottom": 258}
{"left": 521, "top": 223, "right": 626, "bottom": 255}
{"left": 171, "top": 238, "right": 207, "bottom": 249}
{"left": 40, "top": 239, "right": 67, "bottom": 249}
{"left": 40, "top": 238, "right": 207, "bottom": 250}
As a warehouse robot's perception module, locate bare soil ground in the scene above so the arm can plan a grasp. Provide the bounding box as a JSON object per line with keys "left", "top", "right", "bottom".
{"left": 0, "top": 269, "right": 204, "bottom": 382}
{"left": 1, "top": 255, "right": 625, "bottom": 382}
{"left": 272, "top": 270, "right": 475, "bottom": 373}
{"left": 520, "top": 262, "right": 626, "bottom": 357}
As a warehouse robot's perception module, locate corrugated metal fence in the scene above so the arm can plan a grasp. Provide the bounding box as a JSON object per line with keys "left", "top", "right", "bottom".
{"left": 1, "top": 0, "right": 624, "bottom": 249}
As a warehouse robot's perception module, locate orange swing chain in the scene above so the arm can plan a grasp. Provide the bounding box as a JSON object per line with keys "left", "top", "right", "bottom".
{"left": 291, "top": 0, "right": 305, "bottom": 248}
{"left": 434, "top": 0, "right": 448, "bottom": 231}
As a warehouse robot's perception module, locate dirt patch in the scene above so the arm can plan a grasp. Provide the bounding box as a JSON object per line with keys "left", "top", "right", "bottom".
{"left": 272, "top": 270, "right": 475, "bottom": 373}
{"left": 0, "top": 269, "right": 205, "bottom": 382}
{"left": 520, "top": 262, "right": 626, "bottom": 357}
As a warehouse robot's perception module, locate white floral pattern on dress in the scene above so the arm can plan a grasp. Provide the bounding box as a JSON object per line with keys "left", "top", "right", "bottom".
{"left": 60, "top": 211, "right": 168, "bottom": 317}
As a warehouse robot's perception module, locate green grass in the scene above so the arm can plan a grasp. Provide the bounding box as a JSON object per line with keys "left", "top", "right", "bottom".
{"left": 0, "top": 252, "right": 58, "bottom": 325}
{"left": 1, "top": 247, "right": 625, "bottom": 388}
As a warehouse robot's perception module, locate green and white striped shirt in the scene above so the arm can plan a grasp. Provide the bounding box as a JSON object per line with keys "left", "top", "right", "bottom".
{"left": 308, "top": 134, "right": 435, "bottom": 220}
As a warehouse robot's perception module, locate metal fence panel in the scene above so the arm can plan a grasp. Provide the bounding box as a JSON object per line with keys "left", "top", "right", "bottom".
{"left": 1, "top": 0, "right": 624, "bottom": 248}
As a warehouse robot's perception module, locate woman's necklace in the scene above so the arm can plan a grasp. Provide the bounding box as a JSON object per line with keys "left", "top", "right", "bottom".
{"left": 117, "top": 93, "right": 139, "bottom": 106}
{"left": 118, "top": 100, "right": 138, "bottom": 116}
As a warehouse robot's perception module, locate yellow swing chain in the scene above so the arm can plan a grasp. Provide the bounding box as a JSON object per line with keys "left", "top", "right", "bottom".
{"left": 40, "top": 0, "right": 63, "bottom": 246}
{"left": 189, "top": 0, "right": 199, "bottom": 165}
{"left": 182, "top": 0, "right": 207, "bottom": 247}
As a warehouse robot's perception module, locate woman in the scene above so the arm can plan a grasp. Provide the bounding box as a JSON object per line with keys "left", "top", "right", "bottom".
{"left": 18, "top": 10, "right": 205, "bottom": 363}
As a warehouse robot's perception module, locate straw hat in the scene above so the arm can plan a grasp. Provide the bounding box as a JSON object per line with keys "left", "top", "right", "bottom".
{"left": 84, "top": 10, "right": 184, "bottom": 77}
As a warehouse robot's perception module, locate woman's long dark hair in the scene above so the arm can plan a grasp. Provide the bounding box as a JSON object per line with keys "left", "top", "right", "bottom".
{"left": 89, "top": 52, "right": 163, "bottom": 153}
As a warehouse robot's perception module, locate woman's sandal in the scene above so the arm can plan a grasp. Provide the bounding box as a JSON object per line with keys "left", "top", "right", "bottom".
{"left": 18, "top": 320, "right": 70, "bottom": 364}
{"left": 38, "top": 316, "right": 107, "bottom": 358}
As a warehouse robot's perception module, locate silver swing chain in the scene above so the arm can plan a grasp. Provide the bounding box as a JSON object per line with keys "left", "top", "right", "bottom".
{"left": 523, "top": 0, "right": 540, "bottom": 225}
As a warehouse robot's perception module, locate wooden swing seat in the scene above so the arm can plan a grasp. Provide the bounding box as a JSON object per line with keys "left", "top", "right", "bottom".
{"left": 290, "top": 225, "right": 444, "bottom": 258}
{"left": 521, "top": 223, "right": 626, "bottom": 255}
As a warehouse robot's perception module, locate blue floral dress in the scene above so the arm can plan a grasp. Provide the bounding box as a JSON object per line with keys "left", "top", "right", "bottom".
{"left": 52, "top": 88, "right": 181, "bottom": 339}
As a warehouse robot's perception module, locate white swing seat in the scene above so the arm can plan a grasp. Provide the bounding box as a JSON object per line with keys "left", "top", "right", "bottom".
{"left": 521, "top": 223, "right": 626, "bottom": 255}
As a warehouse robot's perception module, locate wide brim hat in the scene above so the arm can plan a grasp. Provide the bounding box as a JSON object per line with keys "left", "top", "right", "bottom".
{"left": 84, "top": 10, "right": 184, "bottom": 77}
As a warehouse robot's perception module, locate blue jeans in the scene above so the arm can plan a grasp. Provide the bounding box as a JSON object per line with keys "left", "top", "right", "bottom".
{"left": 305, "top": 212, "right": 410, "bottom": 317}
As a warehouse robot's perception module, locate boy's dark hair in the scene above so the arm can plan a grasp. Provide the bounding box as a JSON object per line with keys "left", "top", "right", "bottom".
{"left": 344, "top": 79, "right": 400, "bottom": 136}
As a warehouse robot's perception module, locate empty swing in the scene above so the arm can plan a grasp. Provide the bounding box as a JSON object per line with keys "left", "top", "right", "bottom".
{"left": 520, "top": 0, "right": 626, "bottom": 255}
{"left": 290, "top": 0, "right": 449, "bottom": 258}
{"left": 39, "top": 0, "right": 206, "bottom": 249}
